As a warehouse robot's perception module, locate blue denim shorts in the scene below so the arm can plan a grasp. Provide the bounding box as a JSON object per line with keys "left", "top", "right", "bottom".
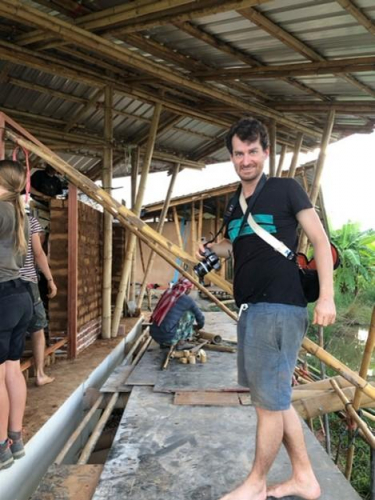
{"left": 237, "top": 303, "right": 308, "bottom": 411}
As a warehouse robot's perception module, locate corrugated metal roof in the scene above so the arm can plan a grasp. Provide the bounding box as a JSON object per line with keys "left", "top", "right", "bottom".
{"left": 0, "top": 0, "right": 374, "bottom": 183}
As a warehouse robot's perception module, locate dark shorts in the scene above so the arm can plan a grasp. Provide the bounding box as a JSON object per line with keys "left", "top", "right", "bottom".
{"left": 26, "top": 281, "right": 48, "bottom": 334}
{"left": 237, "top": 302, "right": 308, "bottom": 411}
{"left": 0, "top": 279, "right": 33, "bottom": 364}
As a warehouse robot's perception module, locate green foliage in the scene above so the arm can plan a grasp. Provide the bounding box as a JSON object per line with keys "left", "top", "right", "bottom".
{"left": 331, "top": 222, "right": 375, "bottom": 296}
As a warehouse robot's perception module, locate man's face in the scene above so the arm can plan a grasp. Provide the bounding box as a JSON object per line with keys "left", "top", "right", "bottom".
{"left": 230, "top": 135, "right": 269, "bottom": 183}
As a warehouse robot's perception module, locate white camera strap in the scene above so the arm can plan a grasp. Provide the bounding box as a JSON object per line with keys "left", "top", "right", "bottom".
{"left": 239, "top": 189, "right": 295, "bottom": 260}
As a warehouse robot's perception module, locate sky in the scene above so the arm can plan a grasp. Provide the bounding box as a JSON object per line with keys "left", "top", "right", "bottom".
{"left": 111, "top": 131, "right": 375, "bottom": 232}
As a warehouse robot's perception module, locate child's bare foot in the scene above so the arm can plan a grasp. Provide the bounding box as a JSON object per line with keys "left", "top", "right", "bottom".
{"left": 35, "top": 374, "right": 55, "bottom": 387}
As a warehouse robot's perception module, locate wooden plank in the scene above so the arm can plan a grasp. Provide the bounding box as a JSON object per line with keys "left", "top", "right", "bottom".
{"left": 30, "top": 464, "right": 103, "bottom": 500}
{"left": 174, "top": 391, "right": 240, "bottom": 406}
{"left": 238, "top": 393, "right": 252, "bottom": 406}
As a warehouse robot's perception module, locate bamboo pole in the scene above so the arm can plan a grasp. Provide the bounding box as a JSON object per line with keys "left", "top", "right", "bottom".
{"left": 129, "top": 148, "right": 140, "bottom": 304}
{"left": 302, "top": 337, "right": 375, "bottom": 401}
{"left": 101, "top": 86, "right": 113, "bottom": 339}
{"left": 197, "top": 199, "right": 203, "bottom": 244}
{"left": 173, "top": 206, "right": 184, "bottom": 249}
{"left": 275, "top": 144, "right": 287, "bottom": 177}
{"left": 191, "top": 201, "right": 196, "bottom": 255}
{"left": 269, "top": 119, "right": 276, "bottom": 177}
{"left": 287, "top": 133, "right": 303, "bottom": 178}
{"left": 136, "top": 163, "right": 180, "bottom": 309}
{"left": 353, "top": 306, "right": 375, "bottom": 410}
{"left": 346, "top": 307, "right": 375, "bottom": 478}
{"left": 0, "top": 113, "right": 5, "bottom": 160}
{"left": 300, "top": 110, "right": 335, "bottom": 252}
{"left": 54, "top": 394, "right": 105, "bottom": 464}
{"left": 111, "top": 103, "right": 162, "bottom": 337}
{"left": 318, "top": 326, "right": 331, "bottom": 456}
{"left": 331, "top": 380, "right": 375, "bottom": 448}
{"left": 64, "top": 88, "right": 104, "bottom": 133}
{"left": 4, "top": 123, "right": 233, "bottom": 298}
{"left": 77, "top": 392, "right": 119, "bottom": 464}
{"left": 67, "top": 184, "right": 78, "bottom": 359}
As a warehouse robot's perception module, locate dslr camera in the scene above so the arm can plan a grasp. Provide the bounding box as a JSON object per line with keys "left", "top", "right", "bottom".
{"left": 194, "top": 246, "right": 221, "bottom": 278}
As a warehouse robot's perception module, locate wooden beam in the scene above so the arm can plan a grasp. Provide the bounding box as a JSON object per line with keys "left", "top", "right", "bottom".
{"left": 195, "top": 55, "right": 375, "bottom": 80}
{"left": 0, "top": 0, "right": 323, "bottom": 139}
{"left": 64, "top": 88, "right": 105, "bottom": 132}
{"left": 336, "top": 0, "right": 375, "bottom": 37}
{"left": 239, "top": 5, "right": 375, "bottom": 99}
{"left": 111, "top": 103, "right": 163, "bottom": 337}
{"left": 109, "top": 0, "right": 274, "bottom": 35}
{"left": 67, "top": 183, "right": 78, "bottom": 359}
{"left": 101, "top": 86, "right": 113, "bottom": 339}
{"left": 269, "top": 101, "right": 375, "bottom": 113}
{"left": 136, "top": 163, "right": 180, "bottom": 308}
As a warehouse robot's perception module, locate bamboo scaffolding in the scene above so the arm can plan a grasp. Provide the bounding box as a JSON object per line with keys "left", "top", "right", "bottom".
{"left": 302, "top": 337, "right": 375, "bottom": 401}
{"left": 136, "top": 163, "right": 180, "bottom": 309}
{"left": 112, "top": 103, "right": 162, "bottom": 337}
{"left": 345, "top": 307, "right": 375, "bottom": 478}
{"left": 0, "top": 0, "right": 323, "bottom": 139}
{"left": 331, "top": 380, "right": 375, "bottom": 448}
{"left": 299, "top": 110, "right": 335, "bottom": 253}
{"left": 101, "top": 86, "right": 113, "bottom": 339}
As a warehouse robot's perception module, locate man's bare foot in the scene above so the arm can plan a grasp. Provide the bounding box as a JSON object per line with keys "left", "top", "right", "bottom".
{"left": 35, "top": 374, "right": 55, "bottom": 387}
{"left": 267, "top": 476, "right": 321, "bottom": 500}
{"left": 219, "top": 478, "right": 266, "bottom": 500}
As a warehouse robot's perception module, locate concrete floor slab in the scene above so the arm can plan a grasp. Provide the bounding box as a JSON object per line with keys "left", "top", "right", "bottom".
{"left": 93, "top": 387, "right": 361, "bottom": 500}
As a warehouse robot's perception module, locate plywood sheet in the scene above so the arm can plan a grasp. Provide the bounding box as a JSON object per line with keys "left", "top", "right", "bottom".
{"left": 154, "top": 349, "right": 246, "bottom": 393}
{"left": 174, "top": 391, "right": 240, "bottom": 406}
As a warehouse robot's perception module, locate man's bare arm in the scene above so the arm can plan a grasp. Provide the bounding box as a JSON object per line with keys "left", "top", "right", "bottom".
{"left": 297, "top": 208, "right": 336, "bottom": 326}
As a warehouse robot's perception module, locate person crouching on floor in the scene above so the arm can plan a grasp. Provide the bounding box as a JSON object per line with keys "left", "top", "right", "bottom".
{"left": 150, "top": 278, "right": 205, "bottom": 347}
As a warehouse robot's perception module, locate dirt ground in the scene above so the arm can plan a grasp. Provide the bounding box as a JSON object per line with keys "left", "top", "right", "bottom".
{"left": 23, "top": 317, "right": 141, "bottom": 443}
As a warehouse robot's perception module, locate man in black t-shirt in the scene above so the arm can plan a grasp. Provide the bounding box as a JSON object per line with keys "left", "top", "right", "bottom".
{"left": 197, "top": 118, "right": 336, "bottom": 500}
{"left": 30, "top": 165, "right": 63, "bottom": 203}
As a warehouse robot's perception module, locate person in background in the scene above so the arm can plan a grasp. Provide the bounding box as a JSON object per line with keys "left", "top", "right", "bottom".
{"left": 0, "top": 160, "right": 33, "bottom": 471}
{"left": 30, "top": 164, "right": 63, "bottom": 204}
{"left": 150, "top": 278, "right": 205, "bottom": 347}
{"left": 20, "top": 215, "right": 57, "bottom": 386}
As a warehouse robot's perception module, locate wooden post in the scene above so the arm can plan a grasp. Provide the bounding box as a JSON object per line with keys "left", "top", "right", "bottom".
{"left": 197, "top": 199, "right": 203, "bottom": 244}
{"left": 68, "top": 183, "right": 78, "bottom": 359}
{"left": 129, "top": 148, "right": 140, "bottom": 304}
{"left": 276, "top": 144, "right": 287, "bottom": 177}
{"left": 136, "top": 163, "right": 180, "bottom": 309}
{"left": 191, "top": 201, "right": 196, "bottom": 254}
{"left": 101, "top": 86, "right": 113, "bottom": 339}
{"left": 0, "top": 113, "right": 5, "bottom": 160}
{"left": 173, "top": 206, "right": 183, "bottom": 249}
{"left": 287, "top": 132, "right": 303, "bottom": 178}
{"left": 111, "top": 103, "right": 162, "bottom": 337}
{"left": 269, "top": 119, "right": 276, "bottom": 177}
{"left": 299, "top": 111, "right": 335, "bottom": 252}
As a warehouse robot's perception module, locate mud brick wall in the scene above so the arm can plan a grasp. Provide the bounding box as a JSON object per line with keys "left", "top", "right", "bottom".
{"left": 49, "top": 200, "right": 104, "bottom": 354}
{"left": 76, "top": 202, "right": 103, "bottom": 352}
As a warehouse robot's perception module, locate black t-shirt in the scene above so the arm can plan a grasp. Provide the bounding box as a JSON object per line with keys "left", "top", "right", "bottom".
{"left": 31, "top": 170, "right": 63, "bottom": 198}
{"left": 224, "top": 178, "right": 312, "bottom": 307}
